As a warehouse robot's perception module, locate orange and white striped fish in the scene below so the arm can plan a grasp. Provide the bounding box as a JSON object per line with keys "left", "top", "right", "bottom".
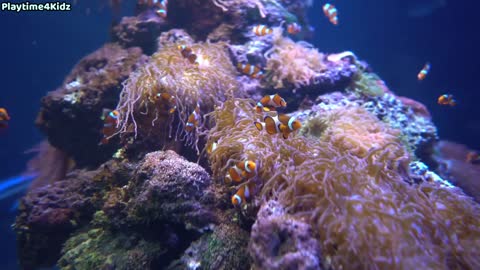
{"left": 252, "top": 24, "right": 273, "bottom": 36}
{"left": 178, "top": 45, "right": 198, "bottom": 65}
{"left": 437, "top": 94, "right": 456, "bottom": 106}
{"left": 100, "top": 109, "right": 119, "bottom": 145}
{"left": 254, "top": 94, "right": 287, "bottom": 114}
{"left": 417, "top": 62, "right": 431, "bottom": 81}
{"left": 0, "top": 108, "right": 10, "bottom": 129}
{"left": 237, "top": 63, "right": 264, "bottom": 79}
{"left": 287, "top": 22, "right": 302, "bottom": 35}
{"left": 185, "top": 103, "right": 201, "bottom": 132}
{"left": 225, "top": 160, "right": 257, "bottom": 184}
{"left": 255, "top": 114, "right": 301, "bottom": 139}
{"left": 231, "top": 181, "right": 257, "bottom": 206}
{"left": 323, "top": 3, "right": 338, "bottom": 25}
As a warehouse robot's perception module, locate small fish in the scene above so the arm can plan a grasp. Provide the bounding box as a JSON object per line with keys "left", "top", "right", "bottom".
{"left": 437, "top": 94, "right": 456, "bottom": 106}
{"left": 206, "top": 141, "right": 218, "bottom": 155}
{"left": 225, "top": 160, "right": 257, "bottom": 184}
{"left": 252, "top": 24, "right": 273, "bottom": 36}
{"left": 417, "top": 62, "right": 431, "bottom": 81}
{"left": 323, "top": 3, "right": 338, "bottom": 25}
{"left": 466, "top": 151, "right": 480, "bottom": 164}
{"left": 231, "top": 181, "right": 257, "bottom": 206}
{"left": 287, "top": 22, "right": 302, "bottom": 35}
{"left": 185, "top": 103, "right": 201, "bottom": 132}
{"left": 178, "top": 45, "right": 198, "bottom": 65}
{"left": 237, "top": 63, "right": 264, "bottom": 79}
{"left": 100, "top": 110, "right": 119, "bottom": 145}
{"left": 0, "top": 108, "right": 10, "bottom": 129}
{"left": 254, "top": 114, "right": 301, "bottom": 139}
{"left": 260, "top": 94, "right": 287, "bottom": 108}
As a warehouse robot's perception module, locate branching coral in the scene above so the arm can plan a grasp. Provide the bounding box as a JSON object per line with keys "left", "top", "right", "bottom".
{"left": 207, "top": 98, "right": 480, "bottom": 270}
{"left": 264, "top": 28, "right": 326, "bottom": 89}
{"left": 115, "top": 40, "right": 241, "bottom": 149}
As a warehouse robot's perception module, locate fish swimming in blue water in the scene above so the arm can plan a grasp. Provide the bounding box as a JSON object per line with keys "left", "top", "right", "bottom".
{"left": 407, "top": 0, "right": 447, "bottom": 17}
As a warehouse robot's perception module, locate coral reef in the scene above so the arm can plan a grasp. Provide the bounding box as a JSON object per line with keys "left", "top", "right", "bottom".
{"left": 36, "top": 44, "right": 147, "bottom": 167}
{"left": 15, "top": 0, "right": 480, "bottom": 269}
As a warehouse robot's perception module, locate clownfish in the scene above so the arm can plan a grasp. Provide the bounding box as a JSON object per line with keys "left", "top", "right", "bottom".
{"left": 323, "top": 3, "right": 338, "bottom": 25}
{"left": 231, "top": 181, "right": 257, "bottom": 206}
{"left": 225, "top": 160, "right": 257, "bottom": 184}
{"left": 254, "top": 114, "right": 301, "bottom": 139}
{"left": 206, "top": 141, "right": 218, "bottom": 155}
{"left": 252, "top": 25, "right": 273, "bottom": 36}
{"left": 0, "top": 108, "right": 10, "bottom": 129}
{"left": 155, "top": 92, "right": 177, "bottom": 114}
{"left": 237, "top": 63, "right": 264, "bottom": 79}
{"left": 185, "top": 103, "right": 201, "bottom": 132}
{"left": 100, "top": 110, "right": 119, "bottom": 145}
{"left": 254, "top": 94, "right": 287, "bottom": 114}
{"left": 287, "top": 22, "right": 302, "bottom": 35}
{"left": 178, "top": 45, "right": 198, "bottom": 65}
{"left": 417, "top": 62, "right": 431, "bottom": 81}
{"left": 437, "top": 94, "right": 456, "bottom": 106}
{"left": 466, "top": 151, "right": 480, "bottom": 164}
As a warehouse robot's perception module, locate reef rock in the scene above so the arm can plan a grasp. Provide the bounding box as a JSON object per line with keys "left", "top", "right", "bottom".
{"left": 168, "top": 224, "right": 250, "bottom": 270}
{"left": 36, "top": 44, "right": 147, "bottom": 167}
{"left": 249, "top": 200, "right": 323, "bottom": 270}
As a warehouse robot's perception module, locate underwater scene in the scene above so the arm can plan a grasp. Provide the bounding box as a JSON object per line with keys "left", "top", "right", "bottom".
{"left": 0, "top": 0, "right": 479, "bottom": 269}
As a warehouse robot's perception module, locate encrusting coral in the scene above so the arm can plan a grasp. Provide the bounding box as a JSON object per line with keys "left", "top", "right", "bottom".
{"left": 207, "top": 98, "right": 480, "bottom": 270}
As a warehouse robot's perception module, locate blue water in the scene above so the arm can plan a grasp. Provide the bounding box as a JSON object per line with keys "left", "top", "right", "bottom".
{"left": 0, "top": 0, "right": 478, "bottom": 269}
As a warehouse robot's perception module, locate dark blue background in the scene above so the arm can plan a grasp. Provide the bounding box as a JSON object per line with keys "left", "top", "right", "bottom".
{"left": 0, "top": 0, "right": 478, "bottom": 269}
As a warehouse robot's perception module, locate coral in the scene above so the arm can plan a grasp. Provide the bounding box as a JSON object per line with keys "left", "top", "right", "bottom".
{"left": 58, "top": 226, "right": 166, "bottom": 270}
{"left": 168, "top": 224, "right": 250, "bottom": 270}
{"left": 36, "top": 44, "right": 147, "bottom": 167}
{"left": 15, "top": 160, "right": 133, "bottom": 270}
{"left": 308, "top": 91, "right": 437, "bottom": 158}
{"left": 115, "top": 39, "right": 241, "bottom": 151}
{"left": 249, "top": 200, "right": 322, "bottom": 270}
{"left": 111, "top": 14, "right": 169, "bottom": 54}
{"left": 121, "top": 150, "right": 216, "bottom": 231}
{"left": 431, "top": 141, "right": 480, "bottom": 202}
{"left": 207, "top": 98, "right": 480, "bottom": 270}
{"left": 15, "top": 171, "right": 102, "bottom": 269}
{"left": 264, "top": 28, "right": 326, "bottom": 89}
